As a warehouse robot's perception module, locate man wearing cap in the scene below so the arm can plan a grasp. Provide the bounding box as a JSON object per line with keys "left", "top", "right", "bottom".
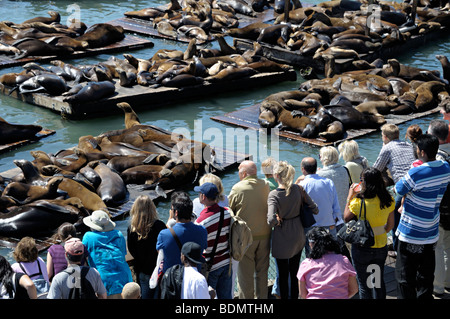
{"left": 82, "top": 210, "right": 133, "bottom": 299}
{"left": 156, "top": 192, "right": 208, "bottom": 274}
{"left": 47, "top": 238, "right": 107, "bottom": 299}
{"left": 194, "top": 182, "right": 232, "bottom": 299}
{"left": 228, "top": 160, "right": 271, "bottom": 299}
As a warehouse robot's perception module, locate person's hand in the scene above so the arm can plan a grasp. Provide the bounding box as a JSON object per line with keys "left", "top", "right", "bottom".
{"left": 276, "top": 213, "right": 283, "bottom": 226}
{"left": 295, "top": 175, "right": 305, "bottom": 184}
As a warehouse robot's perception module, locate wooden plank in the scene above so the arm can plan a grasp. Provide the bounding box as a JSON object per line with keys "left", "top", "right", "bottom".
{"left": 211, "top": 103, "right": 441, "bottom": 147}
{"left": 0, "top": 128, "right": 55, "bottom": 154}
{"left": 0, "top": 35, "right": 154, "bottom": 69}
{"left": 0, "top": 69, "right": 297, "bottom": 119}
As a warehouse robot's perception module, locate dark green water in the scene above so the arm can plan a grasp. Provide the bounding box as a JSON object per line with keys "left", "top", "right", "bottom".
{"left": 0, "top": 0, "right": 449, "bottom": 261}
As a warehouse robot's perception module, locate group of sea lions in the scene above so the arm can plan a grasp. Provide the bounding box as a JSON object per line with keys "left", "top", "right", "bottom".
{"left": 258, "top": 55, "right": 450, "bottom": 141}
{"left": 124, "top": 0, "right": 277, "bottom": 42}
{"left": 0, "top": 11, "right": 125, "bottom": 59}
{"left": 0, "top": 35, "right": 292, "bottom": 99}
{"left": 227, "top": 0, "right": 450, "bottom": 74}
{"left": 0, "top": 102, "right": 223, "bottom": 237}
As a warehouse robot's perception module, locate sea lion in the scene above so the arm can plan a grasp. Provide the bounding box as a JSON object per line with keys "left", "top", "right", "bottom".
{"left": 415, "top": 81, "right": 447, "bottom": 111}
{"left": 384, "top": 59, "right": 441, "bottom": 81}
{"left": 0, "top": 117, "right": 42, "bottom": 145}
{"left": 257, "top": 24, "right": 292, "bottom": 45}
{"left": 12, "top": 37, "right": 74, "bottom": 57}
{"left": 58, "top": 177, "right": 107, "bottom": 212}
{"left": 325, "top": 105, "right": 386, "bottom": 129}
{"left": 436, "top": 55, "right": 450, "bottom": 83}
{"left": 13, "top": 73, "right": 68, "bottom": 96}
{"left": 62, "top": 81, "right": 115, "bottom": 104}
{"left": 0, "top": 201, "right": 83, "bottom": 238}
{"left": 13, "top": 159, "right": 47, "bottom": 186}
{"left": 75, "top": 23, "right": 125, "bottom": 48}
{"left": 120, "top": 164, "right": 165, "bottom": 184}
{"left": 88, "top": 161, "right": 127, "bottom": 206}
{"left": 124, "top": 7, "right": 166, "bottom": 20}
{"left": 205, "top": 65, "right": 257, "bottom": 82}
{"left": 355, "top": 100, "right": 398, "bottom": 115}
{"left": 318, "top": 120, "right": 344, "bottom": 142}
{"left": 21, "top": 11, "right": 61, "bottom": 25}
{"left": 2, "top": 177, "right": 63, "bottom": 205}
{"left": 226, "top": 22, "right": 271, "bottom": 40}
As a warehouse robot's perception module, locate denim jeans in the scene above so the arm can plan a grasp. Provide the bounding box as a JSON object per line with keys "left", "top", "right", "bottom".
{"left": 395, "top": 240, "right": 436, "bottom": 299}
{"left": 351, "top": 244, "right": 388, "bottom": 299}
{"left": 138, "top": 272, "right": 158, "bottom": 299}
{"left": 391, "top": 193, "right": 403, "bottom": 250}
{"left": 207, "top": 264, "right": 232, "bottom": 299}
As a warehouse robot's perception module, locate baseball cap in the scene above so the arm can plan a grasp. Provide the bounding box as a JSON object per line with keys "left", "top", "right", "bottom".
{"left": 181, "top": 241, "right": 206, "bottom": 264}
{"left": 194, "top": 182, "right": 218, "bottom": 199}
{"left": 64, "top": 238, "right": 84, "bottom": 260}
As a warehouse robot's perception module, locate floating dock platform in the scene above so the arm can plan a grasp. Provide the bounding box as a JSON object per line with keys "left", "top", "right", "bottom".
{"left": 0, "top": 128, "right": 55, "bottom": 154}
{"left": 211, "top": 103, "right": 441, "bottom": 147}
{"left": 0, "top": 69, "right": 297, "bottom": 119}
{"left": 0, "top": 35, "right": 154, "bottom": 70}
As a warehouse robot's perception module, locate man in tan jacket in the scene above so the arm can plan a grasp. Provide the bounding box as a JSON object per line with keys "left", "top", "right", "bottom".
{"left": 228, "top": 160, "right": 271, "bottom": 299}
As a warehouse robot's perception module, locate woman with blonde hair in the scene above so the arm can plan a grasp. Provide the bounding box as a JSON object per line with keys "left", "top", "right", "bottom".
{"left": 127, "top": 195, "right": 166, "bottom": 299}
{"left": 267, "top": 161, "right": 318, "bottom": 299}
{"left": 192, "top": 173, "right": 229, "bottom": 216}
{"left": 338, "top": 140, "right": 369, "bottom": 184}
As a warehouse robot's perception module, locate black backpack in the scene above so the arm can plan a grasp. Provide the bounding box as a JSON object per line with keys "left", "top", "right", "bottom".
{"left": 160, "top": 264, "right": 184, "bottom": 299}
{"left": 66, "top": 266, "right": 98, "bottom": 299}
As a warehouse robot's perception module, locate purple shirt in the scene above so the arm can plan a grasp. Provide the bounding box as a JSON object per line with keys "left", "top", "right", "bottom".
{"left": 48, "top": 244, "right": 68, "bottom": 279}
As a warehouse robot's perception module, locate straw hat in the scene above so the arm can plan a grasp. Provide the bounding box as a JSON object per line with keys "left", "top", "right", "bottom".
{"left": 83, "top": 210, "right": 115, "bottom": 232}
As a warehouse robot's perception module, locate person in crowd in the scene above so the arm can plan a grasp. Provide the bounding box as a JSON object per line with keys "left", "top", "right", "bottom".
{"left": 338, "top": 140, "right": 369, "bottom": 184}
{"left": 156, "top": 191, "right": 208, "bottom": 274}
{"left": 297, "top": 157, "right": 341, "bottom": 239}
{"left": 427, "top": 120, "right": 450, "bottom": 296}
{"left": 395, "top": 134, "right": 450, "bottom": 299}
{"left": 127, "top": 195, "right": 166, "bottom": 299}
{"left": 0, "top": 255, "right": 37, "bottom": 299}
{"left": 405, "top": 124, "right": 423, "bottom": 167}
{"left": 267, "top": 161, "right": 318, "bottom": 299}
{"left": 297, "top": 227, "right": 358, "bottom": 299}
{"left": 373, "top": 124, "right": 416, "bottom": 257}
{"left": 440, "top": 101, "right": 450, "bottom": 144}
{"left": 344, "top": 167, "right": 395, "bottom": 299}
{"left": 193, "top": 173, "right": 229, "bottom": 216}
{"left": 194, "top": 182, "right": 232, "bottom": 299}
{"left": 228, "top": 160, "right": 271, "bottom": 299}
{"left": 47, "top": 237, "right": 107, "bottom": 299}
{"left": 121, "top": 282, "right": 141, "bottom": 299}
{"left": 46, "top": 223, "right": 82, "bottom": 282}
{"left": 261, "top": 157, "right": 279, "bottom": 191}
{"left": 166, "top": 191, "right": 196, "bottom": 228}
{"left": 317, "top": 146, "right": 350, "bottom": 227}
{"left": 11, "top": 236, "right": 50, "bottom": 298}
{"left": 82, "top": 210, "right": 133, "bottom": 299}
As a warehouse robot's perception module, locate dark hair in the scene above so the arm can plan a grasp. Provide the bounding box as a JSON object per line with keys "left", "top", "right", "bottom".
{"left": 171, "top": 191, "right": 193, "bottom": 220}
{"left": 0, "top": 255, "right": 14, "bottom": 298}
{"left": 51, "top": 222, "right": 77, "bottom": 242}
{"left": 301, "top": 157, "right": 317, "bottom": 175}
{"left": 307, "top": 227, "right": 341, "bottom": 259}
{"left": 357, "top": 167, "right": 393, "bottom": 209}
{"left": 405, "top": 124, "right": 422, "bottom": 144}
{"left": 416, "top": 134, "right": 439, "bottom": 159}
{"left": 428, "top": 120, "right": 449, "bottom": 142}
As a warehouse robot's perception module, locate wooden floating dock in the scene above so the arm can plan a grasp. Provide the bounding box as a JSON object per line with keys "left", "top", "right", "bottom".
{"left": 233, "top": 26, "right": 449, "bottom": 73}
{"left": 107, "top": 6, "right": 277, "bottom": 44}
{"left": 0, "top": 69, "right": 297, "bottom": 119}
{"left": 211, "top": 103, "right": 441, "bottom": 147}
{"left": 0, "top": 128, "right": 55, "bottom": 154}
{"left": 0, "top": 35, "right": 154, "bottom": 70}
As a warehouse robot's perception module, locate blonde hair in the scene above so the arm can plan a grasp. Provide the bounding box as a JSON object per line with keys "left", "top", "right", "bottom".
{"left": 381, "top": 124, "right": 399, "bottom": 141}
{"left": 199, "top": 173, "right": 225, "bottom": 202}
{"left": 273, "top": 161, "right": 295, "bottom": 196}
{"left": 261, "top": 157, "right": 277, "bottom": 177}
{"left": 129, "top": 195, "right": 159, "bottom": 240}
{"left": 319, "top": 146, "right": 339, "bottom": 166}
{"left": 338, "top": 140, "right": 360, "bottom": 162}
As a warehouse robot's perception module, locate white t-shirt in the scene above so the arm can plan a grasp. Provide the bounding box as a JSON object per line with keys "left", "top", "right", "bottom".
{"left": 181, "top": 266, "right": 210, "bottom": 299}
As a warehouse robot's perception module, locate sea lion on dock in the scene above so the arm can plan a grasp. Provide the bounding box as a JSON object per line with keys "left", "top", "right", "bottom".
{"left": 14, "top": 73, "right": 68, "bottom": 96}
{"left": 58, "top": 177, "right": 107, "bottom": 212}
{"left": 436, "top": 55, "right": 450, "bottom": 83}
{"left": 13, "top": 159, "right": 47, "bottom": 186}
{"left": 325, "top": 105, "right": 386, "bottom": 129}
{"left": 2, "top": 177, "right": 63, "bottom": 205}
{"left": 226, "top": 22, "right": 271, "bottom": 40}
{"left": 21, "top": 11, "right": 61, "bottom": 25}
{"left": 75, "top": 23, "right": 125, "bottom": 48}
{"left": 88, "top": 161, "right": 127, "bottom": 206}
{"left": 318, "top": 120, "right": 344, "bottom": 142}
{"left": 415, "top": 81, "right": 446, "bottom": 111}
{"left": 12, "top": 37, "right": 74, "bottom": 57}
{"left": 62, "top": 81, "right": 115, "bottom": 104}
{"left": 124, "top": 8, "right": 166, "bottom": 20}
{"left": 0, "top": 117, "right": 42, "bottom": 145}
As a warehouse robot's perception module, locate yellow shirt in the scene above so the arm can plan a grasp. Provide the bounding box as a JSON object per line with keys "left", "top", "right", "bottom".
{"left": 348, "top": 196, "right": 395, "bottom": 248}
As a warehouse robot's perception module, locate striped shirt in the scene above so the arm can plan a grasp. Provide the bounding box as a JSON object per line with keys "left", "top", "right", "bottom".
{"left": 195, "top": 204, "right": 231, "bottom": 272}
{"left": 395, "top": 160, "right": 450, "bottom": 244}
{"left": 373, "top": 140, "right": 416, "bottom": 184}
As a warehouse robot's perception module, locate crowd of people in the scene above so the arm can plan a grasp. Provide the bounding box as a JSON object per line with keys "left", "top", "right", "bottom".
{"left": 2, "top": 114, "right": 450, "bottom": 300}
